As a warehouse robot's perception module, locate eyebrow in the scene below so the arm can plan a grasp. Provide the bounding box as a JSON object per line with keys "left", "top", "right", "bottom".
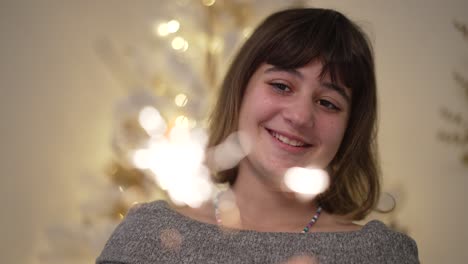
{"left": 264, "top": 66, "right": 304, "bottom": 79}
{"left": 322, "top": 82, "right": 351, "bottom": 103}
{"left": 264, "top": 66, "right": 351, "bottom": 103}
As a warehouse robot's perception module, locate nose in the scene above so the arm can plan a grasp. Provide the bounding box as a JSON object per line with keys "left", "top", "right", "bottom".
{"left": 282, "top": 99, "right": 315, "bottom": 128}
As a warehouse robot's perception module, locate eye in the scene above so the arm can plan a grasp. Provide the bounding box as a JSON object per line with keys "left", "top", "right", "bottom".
{"left": 270, "top": 82, "right": 291, "bottom": 94}
{"left": 318, "top": 99, "right": 340, "bottom": 111}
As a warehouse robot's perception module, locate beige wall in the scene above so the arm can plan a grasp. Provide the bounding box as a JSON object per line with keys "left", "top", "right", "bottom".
{"left": 1, "top": 0, "right": 467, "bottom": 263}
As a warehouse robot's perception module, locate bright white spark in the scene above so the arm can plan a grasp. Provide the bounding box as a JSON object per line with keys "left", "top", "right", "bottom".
{"left": 138, "top": 106, "right": 167, "bottom": 138}
{"left": 156, "top": 23, "right": 169, "bottom": 37}
{"left": 167, "top": 20, "right": 180, "bottom": 33}
{"left": 172, "top": 37, "right": 187, "bottom": 51}
{"left": 132, "top": 148, "right": 153, "bottom": 169}
{"left": 146, "top": 127, "right": 213, "bottom": 207}
{"left": 284, "top": 167, "right": 329, "bottom": 200}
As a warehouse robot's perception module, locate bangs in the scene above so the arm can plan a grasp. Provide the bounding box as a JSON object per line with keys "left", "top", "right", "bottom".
{"left": 261, "top": 9, "right": 371, "bottom": 93}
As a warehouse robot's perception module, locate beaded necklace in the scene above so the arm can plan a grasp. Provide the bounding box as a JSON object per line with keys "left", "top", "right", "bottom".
{"left": 213, "top": 192, "right": 322, "bottom": 233}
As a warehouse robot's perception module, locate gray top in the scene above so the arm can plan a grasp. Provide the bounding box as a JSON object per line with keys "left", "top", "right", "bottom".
{"left": 97, "top": 200, "right": 419, "bottom": 264}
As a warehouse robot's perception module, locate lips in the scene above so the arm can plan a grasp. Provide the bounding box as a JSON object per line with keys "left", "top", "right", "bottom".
{"left": 266, "top": 128, "right": 311, "bottom": 148}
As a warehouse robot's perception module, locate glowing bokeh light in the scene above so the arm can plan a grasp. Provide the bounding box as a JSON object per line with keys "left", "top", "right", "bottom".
{"left": 156, "top": 23, "right": 170, "bottom": 37}
{"left": 171, "top": 37, "right": 185, "bottom": 49}
{"left": 182, "top": 40, "right": 189, "bottom": 52}
{"left": 174, "top": 115, "right": 190, "bottom": 128}
{"left": 202, "top": 0, "right": 216, "bottom": 7}
{"left": 138, "top": 106, "right": 167, "bottom": 137}
{"left": 174, "top": 93, "right": 188, "bottom": 107}
{"left": 155, "top": 20, "right": 180, "bottom": 37}
{"left": 167, "top": 20, "right": 180, "bottom": 33}
{"left": 171, "top": 37, "right": 188, "bottom": 51}
{"left": 283, "top": 167, "right": 329, "bottom": 199}
{"left": 210, "top": 131, "right": 252, "bottom": 172}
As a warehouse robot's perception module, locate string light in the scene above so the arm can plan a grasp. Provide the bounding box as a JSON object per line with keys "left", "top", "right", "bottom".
{"left": 174, "top": 93, "right": 188, "bottom": 107}
{"left": 167, "top": 20, "right": 180, "bottom": 33}
{"left": 171, "top": 36, "right": 189, "bottom": 51}
{"left": 155, "top": 19, "right": 181, "bottom": 37}
{"left": 182, "top": 41, "right": 189, "bottom": 51}
{"left": 156, "top": 23, "right": 170, "bottom": 37}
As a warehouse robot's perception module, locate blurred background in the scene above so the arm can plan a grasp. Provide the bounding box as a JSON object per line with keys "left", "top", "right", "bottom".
{"left": 0, "top": 0, "right": 467, "bottom": 263}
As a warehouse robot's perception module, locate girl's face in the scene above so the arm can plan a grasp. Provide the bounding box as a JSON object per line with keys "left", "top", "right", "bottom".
{"left": 237, "top": 60, "right": 351, "bottom": 184}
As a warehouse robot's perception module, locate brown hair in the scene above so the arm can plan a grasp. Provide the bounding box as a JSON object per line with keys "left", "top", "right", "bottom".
{"left": 208, "top": 8, "right": 379, "bottom": 220}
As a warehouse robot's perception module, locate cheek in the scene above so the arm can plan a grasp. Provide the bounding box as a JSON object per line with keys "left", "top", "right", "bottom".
{"left": 258, "top": 99, "right": 281, "bottom": 121}
{"left": 321, "top": 119, "right": 348, "bottom": 147}
{"left": 241, "top": 90, "right": 279, "bottom": 124}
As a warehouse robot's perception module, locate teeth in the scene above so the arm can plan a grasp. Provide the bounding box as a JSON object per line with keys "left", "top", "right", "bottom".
{"left": 272, "top": 131, "right": 306, "bottom": 147}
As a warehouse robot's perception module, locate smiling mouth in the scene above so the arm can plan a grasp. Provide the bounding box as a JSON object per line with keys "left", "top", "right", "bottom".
{"left": 266, "top": 129, "right": 311, "bottom": 148}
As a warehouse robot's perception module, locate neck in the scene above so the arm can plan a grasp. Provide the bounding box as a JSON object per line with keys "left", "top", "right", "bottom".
{"left": 228, "top": 163, "right": 320, "bottom": 232}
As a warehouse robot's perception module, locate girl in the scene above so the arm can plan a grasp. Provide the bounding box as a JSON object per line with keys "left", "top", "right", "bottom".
{"left": 97, "top": 8, "right": 419, "bottom": 264}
